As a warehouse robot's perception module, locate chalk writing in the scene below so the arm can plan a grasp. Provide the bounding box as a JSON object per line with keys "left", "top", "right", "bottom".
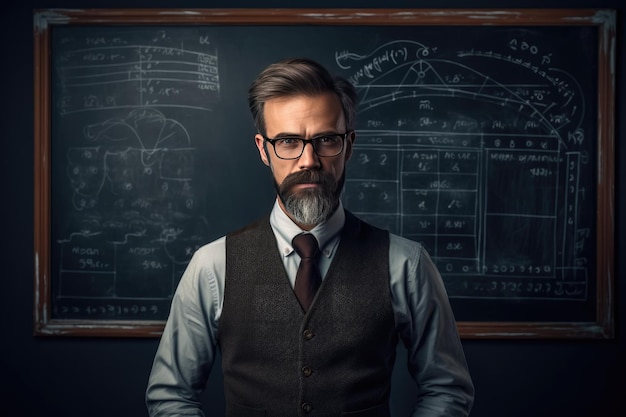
{"left": 45, "top": 23, "right": 603, "bottom": 325}
{"left": 55, "top": 28, "right": 220, "bottom": 114}
{"left": 52, "top": 28, "right": 216, "bottom": 320}
{"left": 340, "top": 37, "right": 591, "bottom": 301}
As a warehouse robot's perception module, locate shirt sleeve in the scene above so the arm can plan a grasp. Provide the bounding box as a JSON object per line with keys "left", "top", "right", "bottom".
{"left": 145, "top": 238, "right": 225, "bottom": 417}
{"left": 389, "top": 234, "right": 475, "bottom": 417}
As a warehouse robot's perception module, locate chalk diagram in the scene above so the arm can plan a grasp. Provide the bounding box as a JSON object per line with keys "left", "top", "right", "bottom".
{"left": 56, "top": 108, "right": 210, "bottom": 318}
{"left": 51, "top": 30, "right": 220, "bottom": 319}
{"left": 339, "top": 40, "right": 591, "bottom": 301}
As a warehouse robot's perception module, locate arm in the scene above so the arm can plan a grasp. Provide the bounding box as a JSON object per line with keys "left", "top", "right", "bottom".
{"left": 389, "top": 235, "right": 475, "bottom": 417}
{"left": 146, "top": 239, "right": 225, "bottom": 417}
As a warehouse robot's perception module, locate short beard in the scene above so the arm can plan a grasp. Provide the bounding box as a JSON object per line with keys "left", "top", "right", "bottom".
{"left": 274, "top": 169, "right": 344, "bottom": 227}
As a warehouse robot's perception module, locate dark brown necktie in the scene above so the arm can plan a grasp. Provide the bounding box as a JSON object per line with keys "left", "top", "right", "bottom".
{"left": 292, "top": 233, "right": 321, "bottom": 312}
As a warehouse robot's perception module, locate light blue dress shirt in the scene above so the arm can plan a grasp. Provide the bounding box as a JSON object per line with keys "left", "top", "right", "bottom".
{"left": 146, "top": 201, "right": 474, "bottom": 417}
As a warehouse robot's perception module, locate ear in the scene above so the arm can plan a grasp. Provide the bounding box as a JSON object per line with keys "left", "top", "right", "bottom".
{"left": 344, "top": 130, "right": 356, "bottom": 161}
{"left": 255, "top": 134, "right": 270, "bottom": 166}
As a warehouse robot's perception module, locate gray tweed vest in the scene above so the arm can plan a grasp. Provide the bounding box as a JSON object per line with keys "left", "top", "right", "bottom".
{"left": 220, "top": 211, "right": 397, "bottom": 417}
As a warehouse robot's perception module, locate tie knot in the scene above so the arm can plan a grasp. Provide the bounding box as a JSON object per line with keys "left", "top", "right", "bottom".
{"left": 292, "top": 233, "right": 319, "bottom": 259}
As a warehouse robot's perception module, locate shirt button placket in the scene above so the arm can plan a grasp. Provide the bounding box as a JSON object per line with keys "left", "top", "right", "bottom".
{"left": 301, "top": 402, "right": 313, "bottom": 414}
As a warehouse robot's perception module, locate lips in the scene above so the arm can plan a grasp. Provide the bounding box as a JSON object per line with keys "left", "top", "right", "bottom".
{"left": 293, "top": 182, "right": 320, "bottom": 190}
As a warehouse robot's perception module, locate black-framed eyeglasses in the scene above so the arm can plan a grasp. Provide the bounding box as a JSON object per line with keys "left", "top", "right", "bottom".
{"left": 263, "top": 132, "right": 351, "bottom": 160}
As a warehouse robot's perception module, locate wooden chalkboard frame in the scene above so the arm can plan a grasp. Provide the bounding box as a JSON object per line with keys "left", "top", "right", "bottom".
{"left": 33, "top": 8, "right": 615, "bottom": 338}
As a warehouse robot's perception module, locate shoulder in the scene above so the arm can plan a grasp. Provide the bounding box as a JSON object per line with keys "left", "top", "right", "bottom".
{"left": 389, "top": 233, "right": 424, "bottom": 258}
{"left": 171, "top": 235, "right": 226, "bottom": 308}
{"left": 387, "top": 232, "right": 427, "bottom": 274}
{"left": 183, "top": 236, "right": 227, "bottom": 281}
{"left": 194, "top": 235, "right": 227, "bottom": 259}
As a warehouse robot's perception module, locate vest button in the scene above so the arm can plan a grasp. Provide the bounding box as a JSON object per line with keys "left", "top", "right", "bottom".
{"left": 301, "top": 402, "right": 313, "bottom": 413}
{"left": 303, "top": 329, "right": 315, "bottom": 340}
{"left": 301, "top": 365, "right": 313, "bottom": 377}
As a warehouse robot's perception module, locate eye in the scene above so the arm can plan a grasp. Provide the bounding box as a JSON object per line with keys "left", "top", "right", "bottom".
{"left": 316, "top": 135, "right": 339, "bottom": 145}
{"left": 276, "top": 137, "right": 301, "bottom": 147}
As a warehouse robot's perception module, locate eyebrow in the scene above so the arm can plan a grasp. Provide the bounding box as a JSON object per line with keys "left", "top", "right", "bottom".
{"left": 269, "top": 130, "right": 340, "bottom": 139}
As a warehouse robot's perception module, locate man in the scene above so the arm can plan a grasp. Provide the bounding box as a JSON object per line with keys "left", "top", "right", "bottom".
{"left": 146, "top": 57, "right": 474, "bottom": 417}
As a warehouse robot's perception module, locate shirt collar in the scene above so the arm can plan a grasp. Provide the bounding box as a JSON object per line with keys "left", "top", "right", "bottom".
{"left": 269, "top": 198, "right": 344, "bottom": 259}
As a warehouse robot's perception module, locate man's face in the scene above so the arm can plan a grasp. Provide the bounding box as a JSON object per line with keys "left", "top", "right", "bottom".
{"left": 254, "top": 92, "right": 355, "bottom": 230}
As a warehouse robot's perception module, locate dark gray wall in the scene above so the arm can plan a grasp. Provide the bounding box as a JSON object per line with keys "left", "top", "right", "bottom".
{"left": 2, "top": 1, "right": 623, "bottom": 416}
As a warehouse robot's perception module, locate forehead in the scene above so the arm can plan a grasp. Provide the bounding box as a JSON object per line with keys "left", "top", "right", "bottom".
{"left": 263, "top": 93, "right": 344, "bottom": 135}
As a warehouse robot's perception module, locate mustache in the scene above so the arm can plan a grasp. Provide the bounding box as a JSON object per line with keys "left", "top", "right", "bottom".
{"left": 279, "top": 169, "right": 337, "bottom": 192}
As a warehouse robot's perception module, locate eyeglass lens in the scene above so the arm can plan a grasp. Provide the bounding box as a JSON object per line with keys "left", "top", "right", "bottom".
{"left": 274, "top": 135, "right": 344, "bottom": 159}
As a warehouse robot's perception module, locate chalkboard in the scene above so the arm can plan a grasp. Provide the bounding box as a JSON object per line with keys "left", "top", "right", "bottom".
{"left": 33, "top": 9, "right": 615, "bottom": 338}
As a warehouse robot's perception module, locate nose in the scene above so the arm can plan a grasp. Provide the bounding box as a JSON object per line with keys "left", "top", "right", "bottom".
{"left": 298, "top": 141, "right": 320, "bottom": 169}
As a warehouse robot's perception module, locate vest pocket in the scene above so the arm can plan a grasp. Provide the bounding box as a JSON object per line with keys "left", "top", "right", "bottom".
{"left": 341, "top": 402, "right": 390, "bottom": 417}
{"left": 226, "top": 401, "right": 267, "bottom": 417}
